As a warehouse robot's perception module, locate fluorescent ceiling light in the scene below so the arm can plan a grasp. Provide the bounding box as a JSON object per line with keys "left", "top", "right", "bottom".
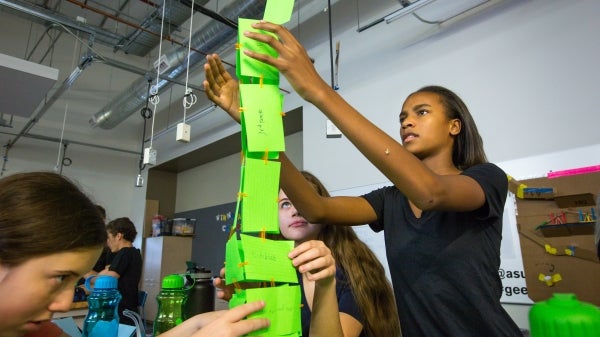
{"left": 384, "top": 0, "right": 437, "bottom": 24}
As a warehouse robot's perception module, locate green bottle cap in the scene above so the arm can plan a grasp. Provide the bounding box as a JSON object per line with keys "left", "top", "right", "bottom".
{"left": 161, "top": 274, "right": 184, "bottom": 289}
{"left": 530, "top": 293, "right": 600, "bottom": 337}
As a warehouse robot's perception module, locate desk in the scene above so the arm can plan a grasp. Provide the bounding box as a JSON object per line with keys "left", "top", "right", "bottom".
{"left": 53, "top": 301, "right": 88, "bottom": 328}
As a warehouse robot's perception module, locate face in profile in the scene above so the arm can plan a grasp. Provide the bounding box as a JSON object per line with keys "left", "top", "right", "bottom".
{"left": 0, "top": 247, "right": 102, "bottom": 337}
{"left": 278, "top": 190, "right": 322, "bottom": 244}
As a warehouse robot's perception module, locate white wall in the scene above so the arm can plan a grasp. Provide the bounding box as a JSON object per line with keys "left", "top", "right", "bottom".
{"left": 1, "top": 137, "right": 139, "bottom": 222}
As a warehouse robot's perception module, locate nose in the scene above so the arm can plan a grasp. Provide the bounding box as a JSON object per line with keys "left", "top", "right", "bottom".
{"left": 401, "top": 116, "right": 415, "bottom": 129}
{"left": 290, "top": 205, "right": 301, "bottom": 217}
{"left": 48, "top": 288, "right": 75, "bottom": 313}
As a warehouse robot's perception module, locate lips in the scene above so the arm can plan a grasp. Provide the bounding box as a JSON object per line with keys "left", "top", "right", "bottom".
{"left": 289, "top": 220, "right": 307, "bottom": 228}
{"left": 402, "top": 132, "right": 418, "bottom": 142}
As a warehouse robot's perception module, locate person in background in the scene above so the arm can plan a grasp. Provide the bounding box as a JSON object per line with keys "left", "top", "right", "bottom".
{"left": 78, "top": 204, "right": 113, "bottom": 298}
{"left": 204, "top": 21, "right": 521, "bottom": 336}
{"left": 96, "top": 217, "right": 142, "bottom": 326}
{"left": 214, "top": 171, "right": 400, "bottom": 337}
{"left": 0, "top": 172, "right": 270, "bottom": 337}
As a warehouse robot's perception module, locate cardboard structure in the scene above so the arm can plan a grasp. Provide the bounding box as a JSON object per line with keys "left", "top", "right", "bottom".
{"left": 514, "top": 172, "right": 599, "bottom": 305}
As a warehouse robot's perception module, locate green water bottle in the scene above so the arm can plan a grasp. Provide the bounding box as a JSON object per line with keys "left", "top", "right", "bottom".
{"left": 153, "top": 274, "right": 187, "bottom": 336}
{"left": 529, "top": 293, "right": 600, "bottom": 337}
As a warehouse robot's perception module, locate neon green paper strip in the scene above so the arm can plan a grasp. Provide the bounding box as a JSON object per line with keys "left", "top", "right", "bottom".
{"left": 263, "top": 0, "right": 295, "bottom": 24}
{"left": 245, "top": 285, "right": 302, "bottom": 336}
{"left": 229, "top": 290, "right": 247, "bottom": 310}
{"left": 238, "top": 18, "right": 279, "bottom": 80}
{"left": 240, "top": 234, "right": 297, "bottom": 283}
{"left": 240, "top": 83, "right": 285, "bottom": 153}
{"left": 240, "top": 158, "right": 280, "bottom": 233}
{"left": 225, "top": 237, "right": 245, "bottom": 284}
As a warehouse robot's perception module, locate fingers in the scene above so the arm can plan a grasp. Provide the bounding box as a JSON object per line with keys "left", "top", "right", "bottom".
{"left": 213, "top": 276, "right": 233, "bottom": 301}
{"left": 231, "top": 317, "right": 271, "bottom": 336}
{"left": 225, "top": 301, "right": 266, "bottom": 322}
{"left": 289, "top": 240, "right": 336, "bottom": 280}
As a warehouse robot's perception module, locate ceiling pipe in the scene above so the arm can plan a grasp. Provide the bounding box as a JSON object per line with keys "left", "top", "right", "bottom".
{"left": 0, "top": 0, "right": 124, "bottom": 46}
{"left": 93, "top": 55, "right": 204, "bottom": 92}
{"left": 90, "top": 0, "right": 266, "bottom": 129}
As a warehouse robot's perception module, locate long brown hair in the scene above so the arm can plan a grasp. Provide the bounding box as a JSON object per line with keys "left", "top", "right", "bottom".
{"left": 413, "top": 85, "right": 487, "bottom": 170}
{"left": 292, "top": 171, "right": 401, "bottom": 337}
{"left": 0, "top": 171, "right": 106, "bottom": 266}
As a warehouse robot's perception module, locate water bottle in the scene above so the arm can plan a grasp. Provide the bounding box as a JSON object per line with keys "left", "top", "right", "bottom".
{"left": 153, "top": 274, "right": 187, "bottom": 336}
{"left": 530, "top": 293, "right": 600, "bottom": 337}
{"left": 82, "top": 275, "right": 121, "bottom": 337}
{"left": 183, "top": 262, "right": 215, "bottom": 319}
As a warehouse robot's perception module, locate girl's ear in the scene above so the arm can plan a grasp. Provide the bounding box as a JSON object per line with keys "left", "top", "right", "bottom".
{"left": 450, "top": 118, "right": 461, "bottom": 136}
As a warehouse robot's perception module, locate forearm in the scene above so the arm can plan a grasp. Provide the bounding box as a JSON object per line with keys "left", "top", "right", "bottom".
{"left": 279, "top": 153, "right": 325, "bottom": 220}
{"left": 309, "top": 277, "right": 344, "bottom": 337}
{"left": 309, "top": 86, "right": 443, "bottom": 208}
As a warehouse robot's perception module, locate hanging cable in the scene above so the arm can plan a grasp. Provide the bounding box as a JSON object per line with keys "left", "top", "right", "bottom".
{"left": 54, "top": 30, "right": 80, "bottom": 173}
{"left": 139, "top": 80, "right": 154, "bottom": 173}
{"left": 148, "top": 0, "right": 167, "bottom": 150}
{"left": 182, "top": 0, "right": 198, "bottom": 121}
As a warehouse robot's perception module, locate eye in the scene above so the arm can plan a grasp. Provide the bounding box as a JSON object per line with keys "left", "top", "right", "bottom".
{"left": 54, "top": 274, "right": 69, "bottom": 284}
{"left": 417, "top": 108, "right": 429, "bottom": 116}
{"left": 279, "top": 200, "right": 292, "bottom": 209}
{"left": 399, "top": 114, "right": 406, "bottom": 123}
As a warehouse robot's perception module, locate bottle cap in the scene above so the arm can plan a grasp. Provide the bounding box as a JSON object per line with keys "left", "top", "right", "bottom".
{"left": 94, "top": 275, "right": 118, "bottom": 289}
{"left": 162, "top": 274, "right": 184, "bottom": 289}
{"left": 530, "top": 293, "right": 600, "bottom": 337}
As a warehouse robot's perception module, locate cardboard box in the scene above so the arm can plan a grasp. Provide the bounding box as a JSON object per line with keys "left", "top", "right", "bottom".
{"left": 515, "top": 172, "right": 599, "bottom": 305}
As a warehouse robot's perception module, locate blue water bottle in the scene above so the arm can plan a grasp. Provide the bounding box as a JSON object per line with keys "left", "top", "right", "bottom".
{"left": 82, "top": 275, "right": 122, "bottom": 337}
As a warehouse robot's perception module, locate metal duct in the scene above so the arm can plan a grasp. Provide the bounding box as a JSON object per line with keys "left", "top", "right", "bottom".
{"left": 117, "top": 0, "right": 208, "bottom": 56}
{"left": 90, "top": 0, "right": 266, "bottom": 129}
{"left": 0, "top": 0, "right": 123, "bottom": 48}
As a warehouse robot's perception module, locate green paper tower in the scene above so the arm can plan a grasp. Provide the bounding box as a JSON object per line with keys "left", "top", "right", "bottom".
{"left": 225, "top": 1, "right": 302, "bottom": 336}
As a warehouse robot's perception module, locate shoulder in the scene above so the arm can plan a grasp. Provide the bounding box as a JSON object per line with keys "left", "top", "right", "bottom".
{"left": 463, "top": 163, "right": 508, "bottom": 190}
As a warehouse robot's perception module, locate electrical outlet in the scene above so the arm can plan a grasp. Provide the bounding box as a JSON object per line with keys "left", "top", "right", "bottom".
{"left": 326, "top": 119, "right": 342, "bottom": 138}
{"left": 143, "top": 147, "right": 157, "bottom": 165}
{"left": 176, "top": 123, "right": 191, "bottom": 143}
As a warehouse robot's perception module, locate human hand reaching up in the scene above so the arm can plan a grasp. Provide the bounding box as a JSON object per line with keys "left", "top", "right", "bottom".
{"left": 241, "top": 21, "right": 331, "bottom": 105}
{"left": 204, "top": 54, "right": 241, "bottom": 122}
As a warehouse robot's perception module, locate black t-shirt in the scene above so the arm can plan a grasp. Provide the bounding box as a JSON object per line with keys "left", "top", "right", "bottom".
{"left": 92, "top": 246, "right": 115, "bottom": 272}
{"left": 109, "top": 246, "right": 142, "bottom": 325}
{"left": 362, "top": 163, "right": 522, "bottom": 337}
{"left": 298, "top": 267, "right": 365, "bottom": 337}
